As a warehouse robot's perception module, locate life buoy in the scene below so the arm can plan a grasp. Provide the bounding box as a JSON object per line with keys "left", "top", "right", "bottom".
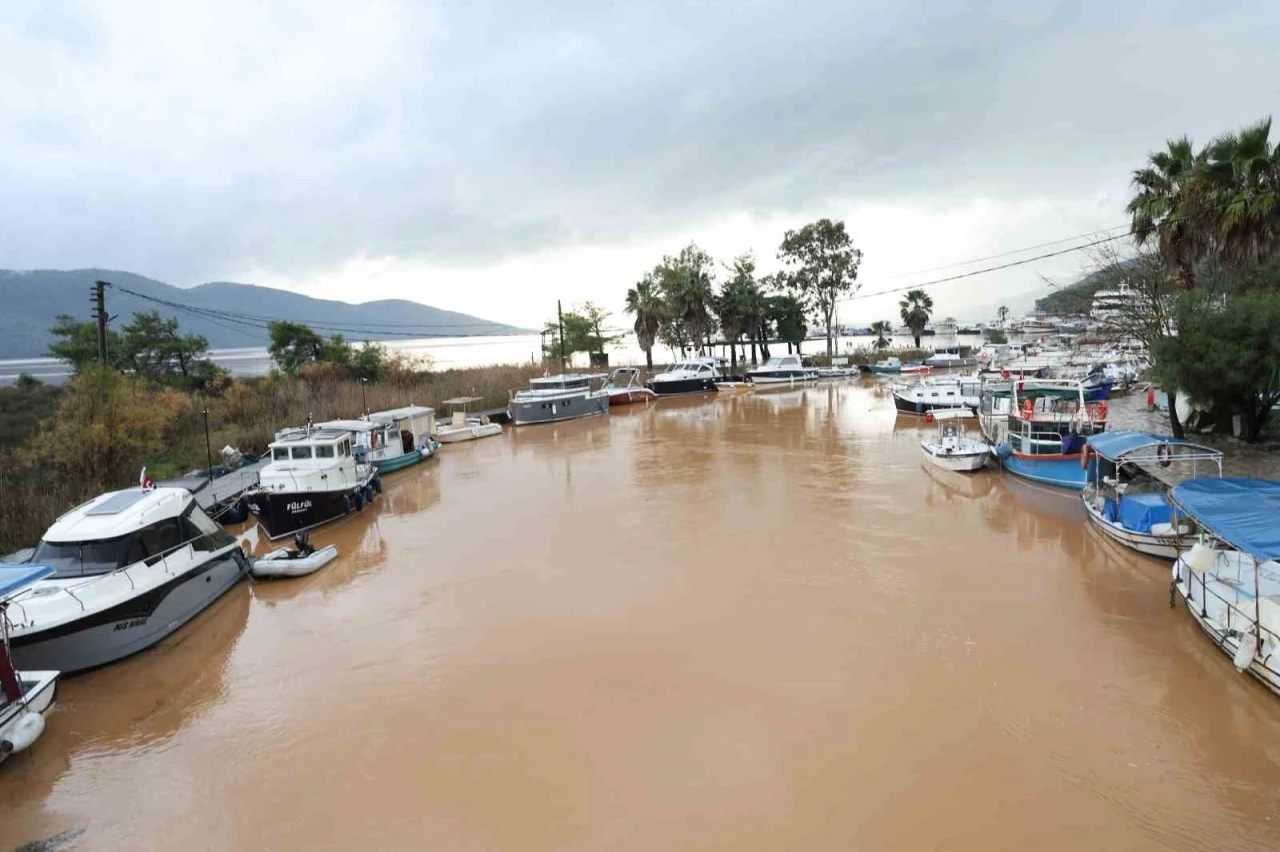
{"left": 1097, "top": 401, "right": 1108, "bottom": 421}
{"left": 924, "top": 411, "right": 935, "bottom": 424}
{"left": 1001, "top": 369, "right": 1010, "bottom": 379}
{"left": 1022, "top": 399, "right": 1033, "bottom": 419}
{"left": 1157, "top": 443, "right": 1172, "bottom": 468}
{"left": 1080, "top": 444, "right": 1090, "bottom": 469}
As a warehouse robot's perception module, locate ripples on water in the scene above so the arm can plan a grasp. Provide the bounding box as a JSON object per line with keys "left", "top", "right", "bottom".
{"left": 2, "top": 381, "right": 1278, "bottom": 851}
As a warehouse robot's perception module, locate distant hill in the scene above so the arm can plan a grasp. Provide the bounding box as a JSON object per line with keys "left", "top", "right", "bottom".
{"left": 0, "top": 269, "right": 526, "bottom": 359}
{"left": 1034, "top": 260, "right": 1140, "bottom": 315}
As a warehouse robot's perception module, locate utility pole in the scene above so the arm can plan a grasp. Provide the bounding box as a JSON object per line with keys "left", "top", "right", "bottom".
{"left": 92, "top": 280, "right": 110, "bottom": 364}
{"left": 203, "top": 409, "right": 215, "bottom": 485}
{"left": 557, "top": 299, "right": 566, "bottom": 374}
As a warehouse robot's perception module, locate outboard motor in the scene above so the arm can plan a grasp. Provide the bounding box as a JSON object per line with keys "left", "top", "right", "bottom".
{"left": 293, "top": 532, "right": 316, "bottom": 557}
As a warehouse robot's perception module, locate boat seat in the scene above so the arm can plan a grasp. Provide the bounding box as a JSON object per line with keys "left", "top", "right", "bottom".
{"left": 1148, "top": 522, "right": 1189, "bottom": 537}
{"left": 452, "top": 411, "right": 466, "bottom": 428}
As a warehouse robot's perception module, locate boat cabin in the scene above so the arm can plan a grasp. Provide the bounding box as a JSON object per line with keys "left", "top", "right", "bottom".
{"left": 980, "top": 380, "right": 1105, "bottom": 456}
{"left": 261, "top": 429, "right": 362, "bottom": 493}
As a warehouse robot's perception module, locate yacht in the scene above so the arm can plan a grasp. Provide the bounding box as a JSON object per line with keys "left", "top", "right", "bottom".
{"left": 746, "top": 354, "right": 816, "bottom": 385}
{"left": 923, "top": 346, "right": 976, "bottom": 368}
{"left": 319, "top": 405, "right": 439, "bottom": 474}
{"left": 649, "top": 358, "right": 721, "bottom": 397}
{"left": 1, "top": 564, "right": 59, "bottom": 762}
{"left": 892, "top": 376, "right": 983, "bottom": 414}
{"left": 5, "top": 487, "right": 250, "bottom": 673}
{"left": 508, "top": 373, "right": 611, "bottom": 424}
{"left": 244, "top": 427, "right": 379, "bottom": 539}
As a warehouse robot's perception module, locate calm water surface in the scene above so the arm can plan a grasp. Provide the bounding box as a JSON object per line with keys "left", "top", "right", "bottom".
{"left": 3, "top": 381, "right": 1278, "bottom": 850}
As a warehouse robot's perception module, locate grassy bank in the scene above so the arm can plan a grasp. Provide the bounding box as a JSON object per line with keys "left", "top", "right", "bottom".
{"left": 0, "top": 363, "right": 545, "bottom": 554}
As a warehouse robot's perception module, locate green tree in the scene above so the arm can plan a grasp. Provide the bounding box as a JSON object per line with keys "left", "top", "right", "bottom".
{"left": 769, "top": 294, "right": 807, "bottom": 354}
{"left": 1154, "top": 288, "right": 1280, "bottom": 442}
{"left": 740, "top": 274, "right": 771, "bottom": 365}
{"left": 47, "top": 314, "right": 124, "bottom": 371}
{"left": 1201, "top": 117, "right": 1280, "bottom": 265}
{"left": 868, "top": 320, "right": 891, "bottom": 349}
{"left": 777, "top": 218, "right": 863, "bottom": 357}
{"left": 997, "top": 305, "right": 1009, "bottom": 326}
{"left": 714, "top": 254, "right": 759, "bottom": 371}
{"left": 898, "top": 289, "right": 934, "bottom": 347}
{"left": 625, "top": 274, "right": 663, "bottom": 370}
{"left": 268, "top": 321, "right": 327, "bottom": 375}
{"left": 577, "top": 301, "right": 618, "bottom": 357}
{"left": 541, "top": 311, "right": 594, "bottom": 364}
{"left": 987, "top": 329, "right": 1009, "bottom": 345}
{"left": 654, "top": 243, "right": 717, "bottom": 355}
{"left": 1127, "top": 136, "right": 1207, "bottom": 291}
{"left": 351, "top": 342, "right": 388, "bottom": 381}
{"left": 119, "top": 310, "right": 220, "bottom": 388}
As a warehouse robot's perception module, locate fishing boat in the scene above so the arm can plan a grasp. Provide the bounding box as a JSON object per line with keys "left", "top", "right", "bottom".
{"left": 923, "top": 346, "right": 976, "bottom": 368}
{"left": 5, "top": 487, "right": 250, "bottom": 673}
{"left": 319, "top": 407, "right": 439, "bottom": 474}
{"left": 603, "top": 368, "right": 657, "bottom": 405}
{"left": 649, "top": 358, "right": 721, "bottom": 397}
{"left": 892, "top": 376, "right": 984, "bottom": 415}
{"left": 244, "top": 427, "right": 380, "bottom": 539}
{"left": 920, "top": 409, "right": 989, "bottom": 472}
{"left": 746, "top": 354, "right": 816, "bottom": 385}
{"left": 508, "top": 374, "right": 611, "bottom": 424}
{"left": 1169, "top": 478, "right": 1280, "bottom": 696}
{"left": 980, "top": 379, "right": 1107, "bottom": 490}
{"left": 435, "top": 397, "right": 504, "bottom": 442}
{"left": 1, "top": 564, "right": 59, "bottom": 764}
{"left": 869, "top": 357, "right": 933, "bottom": 376}
{"left": 1082, "top": 431, "right": 1223, "bottom": 559}
{"left": 250, "top": 533, "right": 338, "bottom": 579}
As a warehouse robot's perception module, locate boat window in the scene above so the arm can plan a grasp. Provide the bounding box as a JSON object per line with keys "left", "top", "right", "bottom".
{"left": 292, "top": 446, "right": 313, "bottom": 460}
{"left": 139, "top": 518, "right": 184, "bottom": 564}
{"left": 342, "top": 440, "right": 350, "bottom": 456}
{"left": 272, "top": 447, "right": 288, "bottom": 461}
{"left": 315, "top": 444, "right": 335, "bottom": 459}
{"left": 31, "top": 535, "right": 132, "bottom": 578}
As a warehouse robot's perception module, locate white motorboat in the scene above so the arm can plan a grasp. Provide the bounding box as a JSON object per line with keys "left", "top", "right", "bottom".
{"left": 893, "top": 376, "right": 984, "bottom": 415}
{"left": 923, "top": 346, "right": 976, "bottom": 368}
{"left": 747, "top": 354, "right": 816, "bottom": 385}
{"left": 1081, "top": 431, "right": 1222, "bottom": 559}
{"left": 435, "top": 397, "right": 504, "bottom": 442}
{"left": 1169, "top": 478, "right": 1280, "bottom": 696}
{"left": 1, "top": 564, "right": 59, "bottom": 764}
{"left": 5, "top": 487, "right": 250, "bottom": 674}
{"left": 244, "top": 427, "right": 379, "bottom": 539}
{"left": 603, "top": 368, "right": 657, "bottom": 406}
{"left": 250, "top": 533, "right": 338, "bottom": 579}
{"left": 920, "top": 409, "right": 990, "bottom": 472}
{"left": 649, "top": 358, "right": 721, "bottom": 397}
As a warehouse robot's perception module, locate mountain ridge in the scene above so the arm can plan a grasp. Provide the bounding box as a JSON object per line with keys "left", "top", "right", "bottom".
{"left": 0, "top": 269, "right": 527, "bottom": 359}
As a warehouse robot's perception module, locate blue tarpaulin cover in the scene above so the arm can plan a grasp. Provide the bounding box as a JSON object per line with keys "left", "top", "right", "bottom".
{"left": 1170, "top": 478, "right": 1280, "bottom": 561}
{"left": 1118, "top": 493, "right": 1172, "bottom": 533}
{"left": 0, "top": 563, "right": 54, "bottom": 599}
{"left": 1086, "top": 430, "right": 1192, "bottom": 460}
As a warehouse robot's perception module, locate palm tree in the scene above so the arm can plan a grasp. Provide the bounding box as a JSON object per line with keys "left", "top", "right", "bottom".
{"left": 868, "top": 320, "right": 891, "bottom": 349}
{"left": 624, "top": 274, "right": 663, "bottom": 370}
{"left": 1201, "top": 117, "right": 1280, "bottom": 266}
{"left": 1127, "top": 136, "right": 1207, "bottom": 290}
{"left": 715, "top": 254, "right": 758, "bottom": 372}
{"left": 997, "top": 305, "right": 1009, "bottom": 327}
{"left": 898, "top": 289, "right": 933, "bottom": 347}
{"left": 656, "top": 244, "right": 717, "bottom": 355}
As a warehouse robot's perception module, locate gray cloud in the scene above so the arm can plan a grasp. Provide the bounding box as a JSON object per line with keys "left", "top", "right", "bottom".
{"left": 1, "top": 0, "right": 1275, "bottom": 285}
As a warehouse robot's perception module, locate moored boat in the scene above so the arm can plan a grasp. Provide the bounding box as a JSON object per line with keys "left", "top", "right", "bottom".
{"left": 747, "top": 354, "right": 816, "bottom": 385}
{"left": 319, "top": 407, "right": 439, "bottom": 474}
{"left": 435, "top": 397, "right": 504, "bottom": 442}
{"left": 5, "top": 487, "right": 250, "bottom": 673}
{"left": 920, "top": 409, "right": 989, "bottom": 472}
{"left": 1, "top": 564, "right": 59, "bottom": 764}
{"left": 604, "top": 368, "right": 657, "bottom": 405}
{"left": 1169, "top": 478, "right": 1280, "bottom": 696}
{"left": 980, "top": 379, "right": 1107, "bottom": 490}
{"left": 250, "top": 533, "right": 338, "bottom": 579}
{"left": 649, "top": 358, "right": 721, "bottom": 397}
{"left": 508, "top": 374, "right": 611, "bottom": 425}
{"left": 1081, "top": 431, "right": 1223, "bottom": 559}
{"left": 923, "top": 346, "right": 976, "bottom": 368}
{"left": 244, "top": 428, "right": 380, "bottom": 539}
{"left": 892, "top": 376, "right": 983, "bottom": 415}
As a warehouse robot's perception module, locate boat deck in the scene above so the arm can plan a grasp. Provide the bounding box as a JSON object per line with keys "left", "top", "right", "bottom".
{"left": 157, "top": 457, "right": 270, "bottom": 520}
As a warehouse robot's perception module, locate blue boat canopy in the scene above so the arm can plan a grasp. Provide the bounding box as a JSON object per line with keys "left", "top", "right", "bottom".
{"left": 1086, "top": 430, "right": 1201, "bottom": 460}
{"left": 0, "top": 563, "right": 55, "bottom": 600}
{"left": 1170, "top": 478, "right": 1280, "bottom": 561}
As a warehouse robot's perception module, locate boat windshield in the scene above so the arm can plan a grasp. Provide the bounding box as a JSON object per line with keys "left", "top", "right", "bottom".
{"left": 31, "top": 535, "right": 131, "bottom": 578}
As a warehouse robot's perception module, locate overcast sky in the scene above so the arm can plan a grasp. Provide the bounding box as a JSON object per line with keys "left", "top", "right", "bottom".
{"left": 2, "top": 1, "right": 1276, "bottom": 329}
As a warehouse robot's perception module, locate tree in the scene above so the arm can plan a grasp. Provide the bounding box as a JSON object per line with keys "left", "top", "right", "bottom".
{"left": 1200, "top": 117, "right": 1280, "bottom": 266}
{"left": 119, "top": 310, "right": 220, "bottom": 388}
{"left": 777, "top": 218, "right": 863, "bottom": 356}
{"left": 1127, "top": 136, "right": 1207, "bottom": 291}
{"left": 898, "top": 289, "right": 933, "bottom": 347}
{"left": 714, "top": 254, "right": 759, "bottom": 371}
{"left": 997, "top": 305, "right": 1009, "bottom": 326}
{"left": 541, "top": 311, "right": 593, "bottom": 363}
{"left": 625, "top": 275, "right": 663, "bottom": 370}
{"left": 268, "top": 321, "right": 327, "bottom": 375}
{"left": 740, "top": 275, "right": 771, "bottom": 365}
{"left": 769, "top": 294, "right": 807, "bottom": 354}
{"left": 654, "top": 243, "right": 717, "bottom": 355}
{"left": 868, "top": 320, "right": 891, "bottom": 349}
{"left": 987, "top": 329, "right": 1009, "bottom": 345}
{"left": 577, "top": 301, "right": 618, "bottom": 357}
{"left": 47, "top": 314, "right": 124, "bottom": 371}
{"left": 1154, "top": 288, "right": 1280, "bottom": 442}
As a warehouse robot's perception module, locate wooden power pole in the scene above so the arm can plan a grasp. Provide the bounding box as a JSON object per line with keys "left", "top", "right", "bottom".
{"left": 92, "top": 280, "right": 110, "bottom": 364}
{"left": 557, "top": 299, "right": 566, "bottom": 374}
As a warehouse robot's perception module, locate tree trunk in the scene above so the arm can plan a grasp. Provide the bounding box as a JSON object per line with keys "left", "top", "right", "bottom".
{"left": 786, "top": 342, "right": 792, "bottom": 354}
{"left": 729, "top": 339, "right": 738, "bottom": 372}
{"left": 750, "top": 336, "right": 758, "bottom": 365}
{"left": 645, "top": 347, "right": 653, "bottom": 370}
{"left": 913, "top": 333, "right": 921, "bottom": 348}
{"left": 1167, "top": 388, "right": 1185, "bottom": 439}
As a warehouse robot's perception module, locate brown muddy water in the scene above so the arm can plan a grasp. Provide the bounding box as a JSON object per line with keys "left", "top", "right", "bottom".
{"left": 3, "top": 381, "right": 1279, "bottom": 851}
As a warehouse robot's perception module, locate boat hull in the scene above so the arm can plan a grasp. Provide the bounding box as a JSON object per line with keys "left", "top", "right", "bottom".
{"left": 0, "top": 670, "right": 58, "bottom": 762}
{"left": 649, "top": 377, "right": 718, "bottom": 396}
{"left": 1083, "top": 499, "right": 1182, "bottom": 559}
{"left": 868, "top": 365, "right": 901, "bottom": 374}
{"left": 251, "top": 544, "right": 339, "bottom": 579}
{"left": 921, "top": 444, "right": 988, "bottom": 472}
{"left": 999, "top": 453, "right": 1088, "bottom": 490}
{"left": 372, "top": 449, "right": 422, "bottom": 473}
{"left": 245, "top": 482, "right": 372, "bottom": 540}
{"left": 9, "top": 549, "right": 249, "bottom": 674}
{"left": 893, "top": 394, "right": 978, "bottom": 415}
{"left": 509, "top": 393, "right": 610, "bottom": 425}
{"left": 608, "top": 388, "right": 656, "bottom": 406}
{"left": 436, "top": 423, "right": 503, "bottom": 442}
{"left": 746, "top": 370, "right": 814, "bottom": 385}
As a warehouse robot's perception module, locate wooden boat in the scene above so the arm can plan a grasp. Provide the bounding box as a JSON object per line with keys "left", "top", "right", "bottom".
{"left": 436, "top": 397, "right": 504, "bottom": 442}
{"left": 1, "top": 564, "right": 59, "bottom": 764}
{"left": 980, "top": 379, "right": 1107, "bottom": 490}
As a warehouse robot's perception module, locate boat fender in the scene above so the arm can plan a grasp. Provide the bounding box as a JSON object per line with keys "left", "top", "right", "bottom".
{"left": 1156, "top": 443, "right": 1172, "bottom": 468}
{"left": 924, "top": 412, "right": 935, "bottom": 424}
{"left": 995, "top": 442, "right": 1013, "bottom": 461}
{"left": 372, "top": 476, "right": 383, "bottom": 494}
{"left": 1, "top": 711, "right": 45, "bottom": 754}
{"left": 354, "top": 490, "right": 365, "bottom": 511}
{"left": 1233, "top": 631, "right": 1258, "bottom": 672}
{"left": 342, "top": 495, "right": 352, "bottom": 514}
{"left": 1080, "top": 445, "right": 1090, "bottom": 469}
{"left": 364, "top": 485, "right": 375, "bottom": 503}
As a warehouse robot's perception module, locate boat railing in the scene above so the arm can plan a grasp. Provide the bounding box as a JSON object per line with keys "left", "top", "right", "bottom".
{"left": 1182, "top": 559, "right": 1280, "bottom": 681}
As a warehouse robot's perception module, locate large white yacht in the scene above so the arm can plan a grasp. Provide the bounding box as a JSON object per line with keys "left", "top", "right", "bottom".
{"left": 6, "top": 487, "right": 249, "bottom": 673}
{"left": 746, "top": 354, "right": 815, "bottom": 385}
{"left": 243, "top": 427, "right": 379, "bottom": 539}
{"left": 649, "top": 358, "right": 722, "bottom": 396}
